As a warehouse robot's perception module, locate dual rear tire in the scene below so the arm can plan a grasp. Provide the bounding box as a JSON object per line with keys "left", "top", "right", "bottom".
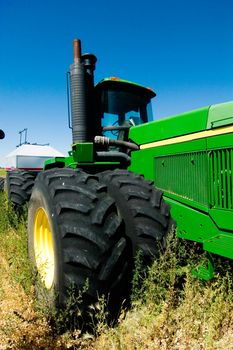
{"left": 5, "top": 170, "right": 36, "bottom": 210}
{"left": 27, "top": 168, "right": 172, "bottom": 317}
{"left": 28, "top": 168, "right": 129, "bottom": 313}
{"left": 98, "top": 169, "right": 171, "bottom": 264}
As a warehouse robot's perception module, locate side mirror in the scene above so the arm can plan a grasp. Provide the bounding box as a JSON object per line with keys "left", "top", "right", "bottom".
{"left": 0, "top": 130, "right": 5, "bottom": 139}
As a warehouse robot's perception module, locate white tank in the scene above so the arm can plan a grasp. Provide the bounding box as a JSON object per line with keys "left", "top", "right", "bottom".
{"left": 5, "top": 144, "right": 64, "bottom": 170}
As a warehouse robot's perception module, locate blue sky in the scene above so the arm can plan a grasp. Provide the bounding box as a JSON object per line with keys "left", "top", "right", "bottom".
{"left": 0, "top": 0, "right": 233, "bottom": 166}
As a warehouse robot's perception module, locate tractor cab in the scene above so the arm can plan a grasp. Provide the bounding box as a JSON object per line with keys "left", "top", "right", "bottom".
{"left": 95, "top": 77, "right": 156, "bottom": 140}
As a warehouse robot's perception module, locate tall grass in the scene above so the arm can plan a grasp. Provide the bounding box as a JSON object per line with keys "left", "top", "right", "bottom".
{"left": 0, "top": 192, "right": 232, "bottom": 349}
{"left": 91, "top": 235, "right": 233, "bottom": 349}
{"left": 0, "top": 193, "right": 53, "bottom": 349}
{"left": 0, "top": 168, "right": 6, "bottom": 177}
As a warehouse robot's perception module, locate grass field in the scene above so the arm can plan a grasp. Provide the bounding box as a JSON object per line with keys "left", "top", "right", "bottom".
{"left": 0, "top": 168, "right": 6, "bottom": 177}
{"left": 0, "top": 192, "right": 232, "bottom": 349}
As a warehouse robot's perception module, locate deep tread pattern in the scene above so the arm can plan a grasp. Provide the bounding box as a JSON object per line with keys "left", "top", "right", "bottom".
{"left": 99, "top": 238, "right": 127, "bottom": 281}
{"left": 6, "top": 170, "right": 36, "bottom": 209}
{"left": 28, "top": 168, "right": 129, "bottom": 311}
{"left": 0, "top": 177, "right": 4, "bottom": 191}
{"left": 61, "top": 223, "right": 107, "bottom": 250}
{"left": 91, "top": 196, "right": 115, "bottom": 224}
{"left": 98, "top": 169, "right": 172, "bottom": 262}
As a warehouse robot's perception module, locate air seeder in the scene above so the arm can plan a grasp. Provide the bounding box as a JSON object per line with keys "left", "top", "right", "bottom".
{"left": 6, "top": 39, "right": 233, "bottom": 315}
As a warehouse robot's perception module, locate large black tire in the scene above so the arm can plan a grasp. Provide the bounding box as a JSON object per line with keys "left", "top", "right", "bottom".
{"left": 98, "top": 169, "right": 172, "bottom": 264}
{"left": 0, "top": 177, "right": 5, "bottom": 191}
{"left": 5, "top": 170, "right": 36, "bottom": 210}
{"left": 27, "top": 168, "right": 129, "bottom": 316}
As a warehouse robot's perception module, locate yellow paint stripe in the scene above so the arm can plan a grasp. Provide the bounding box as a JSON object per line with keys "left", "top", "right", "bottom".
{"left": 140, "top": 124, "right": 233, "bottom": 150}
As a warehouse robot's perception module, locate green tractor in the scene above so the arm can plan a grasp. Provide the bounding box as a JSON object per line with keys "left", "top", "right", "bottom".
{"left": 6, "top": 38, "right": 233, "bottom": 316}
{"left": 14, "top": 39, "right": 171, "bottom": 314}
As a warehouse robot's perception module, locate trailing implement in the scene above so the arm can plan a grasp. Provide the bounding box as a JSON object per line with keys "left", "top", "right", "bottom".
{"left": 5, "top": 130, "right": 63, "bottom": 207}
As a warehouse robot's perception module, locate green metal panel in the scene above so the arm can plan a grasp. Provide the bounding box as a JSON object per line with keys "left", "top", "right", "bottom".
{"left": 72, "top": 143, "right": 93, "bottom": 163}
{"left": 207, "top": 133, "right": 233, "bottom": 150}
{"left": 207, "top": 101, "right": 233, "bottom": 129}
{"left": 154, "top": 151, "right": 209, "bottom": 207}
{"left": 210, "top": 209, "right": 233, "bottom": 231}
{"left": 129, "top": 138, "right": 207, "bottom": 185}
{"left": 129, "top": 139, "right": 210, "bottom": 213}
{"left": 165, "top": 196, "right": 218, "bottom": 242}
{"left": 43, "top": 143, "right": 121, "bottom": 172}
{"left": 129, "top": 101, "right": 233, "bottom": 261}
{"left": 204, "top": 234, "right": 233, "bottom": 259}
{"left": 165, "top": 197, "right": 233, "bottom": 259}
{"left": 129, "top": 106, "right": 209, "bottom": 145}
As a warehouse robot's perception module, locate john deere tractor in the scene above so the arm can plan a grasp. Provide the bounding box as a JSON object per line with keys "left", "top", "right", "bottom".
{"left": 25, "top": 39, "right": 172, "bottom": 313}
{"left": 6, "top": 38, "right": 233, "bottom": 316}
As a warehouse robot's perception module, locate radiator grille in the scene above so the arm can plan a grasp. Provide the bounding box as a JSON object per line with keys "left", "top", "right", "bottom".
{"left": 209, "top": 149, "right": 233, "bottom": 209}
{"left": 154, "top": 152, "right": 208, "bottom": 206}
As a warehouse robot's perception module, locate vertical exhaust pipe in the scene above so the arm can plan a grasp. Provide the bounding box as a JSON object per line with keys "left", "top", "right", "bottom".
{"left": 69, "top": 39, "right": 98, "bottom": 144}
{"left": 70, "top": 39, "right": 88, "bottom": 143}
{"left": 73, "top": 38, "right": 81, "bottom": 63}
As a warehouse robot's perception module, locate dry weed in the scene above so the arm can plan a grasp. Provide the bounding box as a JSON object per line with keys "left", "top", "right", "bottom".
{"left": 0, "top": 194, "right": 232, "bottom": 350}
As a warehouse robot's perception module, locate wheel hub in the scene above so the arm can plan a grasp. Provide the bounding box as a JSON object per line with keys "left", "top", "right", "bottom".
{"left": 34, "top": 207, "right": 55, "bottom": 289}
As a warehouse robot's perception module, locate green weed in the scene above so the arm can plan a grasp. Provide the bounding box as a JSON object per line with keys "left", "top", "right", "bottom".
{"left": 0, "top": 168, "right": 6, "bottom": 177}
{"left": 90, "top": 231, "right": 233, "bottom": 350}
{"left": 0, "top": 192, "right": 232, "bottom": 349}
{"left": 0, "top": 193, "right": 33, "bottom": 293}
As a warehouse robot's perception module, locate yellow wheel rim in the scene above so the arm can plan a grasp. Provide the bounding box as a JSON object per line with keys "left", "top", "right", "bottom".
{"left": 34, "top": 207, "right": 55, "bottom": 290}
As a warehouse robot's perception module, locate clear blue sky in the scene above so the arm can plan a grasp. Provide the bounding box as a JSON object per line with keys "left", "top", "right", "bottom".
{"left": 0, "top": 0, "right": 233, "bottom": 166}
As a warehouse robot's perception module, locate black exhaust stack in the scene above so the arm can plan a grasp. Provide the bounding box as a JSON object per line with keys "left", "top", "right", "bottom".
{"left": 70, "top": 39, "right": 97, "bottom": 143}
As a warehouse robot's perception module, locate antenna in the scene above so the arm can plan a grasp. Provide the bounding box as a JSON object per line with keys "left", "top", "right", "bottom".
{"left": 16, "top": 129, "right": 50, "bottom": 147}
{"left": 17, "top": 128, "right": 28, "bottom": 147}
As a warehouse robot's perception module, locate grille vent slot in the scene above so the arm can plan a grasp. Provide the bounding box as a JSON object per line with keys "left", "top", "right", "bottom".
{"left": 209, "top": 149, "right": 233, "bottom": 209}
